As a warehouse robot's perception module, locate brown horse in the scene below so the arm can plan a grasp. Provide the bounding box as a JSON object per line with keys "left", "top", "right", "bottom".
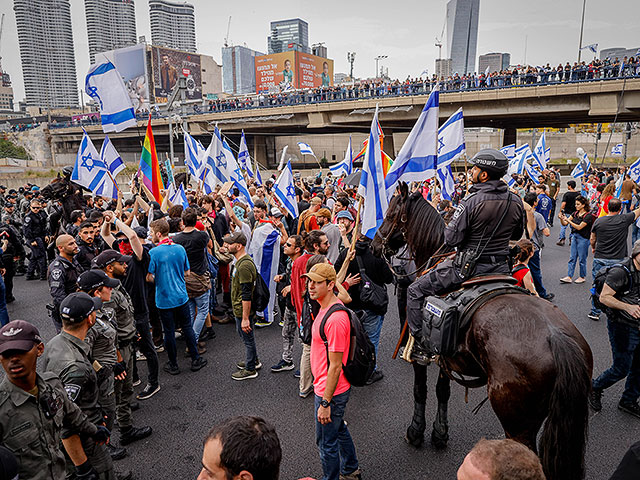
{"left": 371, "top": 184, "right": 593, "bottom": 480}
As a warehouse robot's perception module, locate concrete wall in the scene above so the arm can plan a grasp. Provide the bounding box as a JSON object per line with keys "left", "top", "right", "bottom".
{"left": 7, "top": 125, "right": 52, "bottom": 164}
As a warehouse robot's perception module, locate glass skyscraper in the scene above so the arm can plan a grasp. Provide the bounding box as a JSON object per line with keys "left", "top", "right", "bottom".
{"left": 446, "top": 0, "right": 480, "bottom": 75}
{"left": 268, "top": 18, "right": 309, "bottom": 54}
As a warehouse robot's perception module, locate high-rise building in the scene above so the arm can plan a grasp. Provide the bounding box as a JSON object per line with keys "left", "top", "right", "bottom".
{"left": 0, "top": 71, "right": 14, "bottom": 111}
{"left": 222, "top": 45, "right": 264, "bottom": 95}
{"left": 478, "top": 52, "right": 510, "bottom": 74}
{"left": 435, "top": 58, "right": 452, "bottom": 78}
{"left": 312, "top": 43, "right": 327, "bottom": 58}
{"left": 149, "top": 0, "right": 196, "bottom": 53}
{"left": 14, "top": 0, "right": 78, "bottom": 108}
{"left": 446, "top": 0, "right": 480, "bottom": 75}
{"left": 85, "top": 0, "right": 138, "bottom": 64}
{"left": 268, "top": 18, "right": 309, "bottom": 54}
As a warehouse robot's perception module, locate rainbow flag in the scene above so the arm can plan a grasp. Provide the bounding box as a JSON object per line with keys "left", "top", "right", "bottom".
{"left": 354, "top": 138, "right": 393, "bottom": 177}
{"left": 139, "top": 116, "right": 163, "bottom": 202}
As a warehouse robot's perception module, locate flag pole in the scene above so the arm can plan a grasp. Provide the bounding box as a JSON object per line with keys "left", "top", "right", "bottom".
{"left": 336, "top": 196, "right": 363, "bottom": 283}
{"left": 463, "top": 154, "right": 470, "bottom": 195}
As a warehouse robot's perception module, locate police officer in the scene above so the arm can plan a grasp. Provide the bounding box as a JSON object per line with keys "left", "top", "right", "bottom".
{"left": 24, "top": 199, "right": 49, "bottom": 280}
{"left": 41, "top": 292, "right": 130, "bottom": 480}
{"left": 0, "top": 320, "right": 110, "bottom": 480}
{"left": 406, "top": 149, "right": 526, "bottom": 349}
{"left": 48, "top": 234, "right": 81, "bottom": 332}
{"left": 0, "top": 217, "right": 24, "bottom": 303}
{"left": 94, "top": 250, "right": 153, "bottom": 446}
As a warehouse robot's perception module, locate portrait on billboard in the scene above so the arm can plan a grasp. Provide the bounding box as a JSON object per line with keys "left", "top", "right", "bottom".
{"left": 151, "top": 46, "right": 202, "bottom": 102}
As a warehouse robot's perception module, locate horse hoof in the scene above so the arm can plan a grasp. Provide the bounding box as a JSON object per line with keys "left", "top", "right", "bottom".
{"left": 405, "top": 427, "right": 424, "bottom": 448}
{"left": 431, "top": 430, "right": 449, "bottom": 450}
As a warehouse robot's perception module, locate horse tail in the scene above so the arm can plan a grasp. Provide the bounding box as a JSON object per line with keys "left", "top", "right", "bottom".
{"left": 540, "top": 331, "right": 590, "bottom": 480}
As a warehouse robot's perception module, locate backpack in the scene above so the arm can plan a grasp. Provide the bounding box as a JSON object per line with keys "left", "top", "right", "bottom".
{"left": 319, "top": 304, "right": 376, "bottom": 387}
{"left": 591, "top": 263, "right": 633, "bottom": 313}
{"left": 253, "top": 273, "right": 270, "bottom": 313}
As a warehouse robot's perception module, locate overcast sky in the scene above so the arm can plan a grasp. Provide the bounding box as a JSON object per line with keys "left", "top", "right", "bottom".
{"left": 2, "top": 0, "right": 638, "bottom": 103}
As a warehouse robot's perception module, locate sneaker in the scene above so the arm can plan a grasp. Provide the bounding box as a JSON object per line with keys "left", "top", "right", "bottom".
{"left": 232, "top": 368, "right": 258, "bottom": 381}
{"left": 587, "top": 312, "right": 600, "bottom": 321}
{"left": 589, "top": 388, "right": 603, "bottom": 411}
{"left": 136, "top": 351, "right": 147, "bottom": 361}
{"left": 541, "top": 293, "right": 555, "bottom": 301}
{"left": 340, "top": 469, "right": 362, "bottom": 480}
{"left": 136, "top": 383, "right": 161, "bottom": 400}
{"left": 120, "top": 425, "right": 153, "bottom": 446}
{"left": 155, "top": 344, "right": 165, "bottom": 353}
{"left": 278, "top": 320, "right": 284, "bottom": 327}
{"left": 190, "top": 357, "right": 208, "bottom": 372}
{"left": 575, "top": 277, "right": 586, "bottom": 284}
{"left": 365, "top": 369, "right": 384, "bottom": 385}
{"left": 559, "top": 277, "right": 572, "bottom": 284}
{"left": 299, "top": 386, "right": 313, "bottom": 398}
{"left": 184, "top": 343, "right": 207, "bottom": 356}
{"left": 200, "top": 327, "right": 216, "bottom": 340}
{"left": 132, "top": 378, "right": 141, "bottom": 387}
{"left": 163, "top": 362, "right": 180, "bottom": 375}
{"left": 271, "top": 360, "right": 295, "bottom": 372}
{"left": 237, "top": 359, "right": 262, "bottom": 370}
{"left": 618, "top": 401, "right": 640, "bottom": 419}
{"left": 255, "top": 320, "right": 272, "bottom": 328}
{"left": 294, "top": 369, "right": 301, "bottom": 378}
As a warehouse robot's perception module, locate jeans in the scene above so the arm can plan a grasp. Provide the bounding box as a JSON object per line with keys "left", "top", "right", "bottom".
{"left": 315, "top": 390, "right": 359, "bottom": 480}
{"left": 528, "top": 250, "right": 548, "bottom": 298}
{"left": 360, "top": 310, "right": 384, "bottom": 366}
{"left": 134, "top": 312, "right": 159, "bottom": 387}
{"left": 567, "top": 233, "right": 589, "bottom": 278}
{"left": 558, "top": 224, "right": 569, "bottom": 241}
{"left": 158, "top": 301, "right": 200, "bottom": 366}
{"left": 593, "top": 317, "right": 640, "bottom": 404}
{"left": 188, "top": 290, "right": 210, "bottom": 341}
{"left": 0, "top": 274, "right": 8, "bottom": 326}
{"left": 235, "top": 316, "right": 258, "bottom": 371}
{"left": 281, "top": 306, "right": 297, "bottom": 363}
{"left": 590, "top": 258, "right": 624, "bottom": 315}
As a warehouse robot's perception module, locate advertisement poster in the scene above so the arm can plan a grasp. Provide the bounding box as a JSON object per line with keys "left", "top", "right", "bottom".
{"left": 97, "top": 44, "right": 149, "bottom": 112}
{"left": 297, "top": 52, "right": 334, "bottom": 89}
{"left": 254, "top": 51, "right": 334, "bottom": 92}
{"left": 151, "top": 46, "right": 202, "bottom": 103}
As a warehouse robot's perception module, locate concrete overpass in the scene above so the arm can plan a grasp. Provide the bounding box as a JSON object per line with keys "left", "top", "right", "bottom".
{"left": 49, "top": 78, "right": 640, "bottom": 167}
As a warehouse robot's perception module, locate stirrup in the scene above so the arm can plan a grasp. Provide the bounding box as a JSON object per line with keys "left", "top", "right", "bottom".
{"left": 400, "top": 335, "right": 435, "bottom": 365}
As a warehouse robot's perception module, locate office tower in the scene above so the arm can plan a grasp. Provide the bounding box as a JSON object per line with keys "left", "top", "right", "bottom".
{"left": 446, "top": 0, "right": 480, "bottom": 75}
{"left": 149, "top": 0, "right": 196, "bottom": 52}
{"left": 435, "top": 58, "right": 452, "bottom": 78}
{"left": 14, "top": 0, "right": 78, "bottom": 108}
{"left": 85, "top": 0, "right": 138, "bottom": 64}
{"left": 268, "top": 18, "right": 309, "bottom": 54}
{"left": 222, "top": 45, "right": 264, "bottom": 95}
{"left": 478, "top": 52, "right": 511, "bottom": 74}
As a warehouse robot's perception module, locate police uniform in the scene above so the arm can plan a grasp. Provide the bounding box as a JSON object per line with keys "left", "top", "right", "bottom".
{"left": 75, "top": 238, "right": 100, "bottom": 273}
{"left": 0, "top": 220, "right": 25, "bottom": 301}
{"left": 40, "top": 294, "right": 116, "bottom": 480}
{"left": 23, "top": 207, "right": 48, "bottom": 279}
{"left": 48, "top": 254, "right": 81, "bottom": 332}
{"left": 407, "top": 149, "right": 526, "bottom": 336}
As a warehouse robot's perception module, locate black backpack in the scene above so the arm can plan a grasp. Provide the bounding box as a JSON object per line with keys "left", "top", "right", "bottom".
{"left": 252, "top": 273, "right": 270, "bottom": 313}
{"left": 591, "top": 262, "right": 633, "bottom": 313}
{"left": 319, "top": 304, "right": 376, "bottom": 387}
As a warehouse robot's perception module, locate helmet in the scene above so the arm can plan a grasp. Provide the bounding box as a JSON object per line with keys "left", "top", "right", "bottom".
{"left": 468, "top": 149, "right": 509, "bottom": 176}
{"left": 62, "top": 166, "right": 74, "bottom": 177}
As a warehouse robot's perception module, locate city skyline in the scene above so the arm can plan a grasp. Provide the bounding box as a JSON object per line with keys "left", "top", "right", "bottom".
{"left": 2, "top": 0, "right": 638, "bottom": 106}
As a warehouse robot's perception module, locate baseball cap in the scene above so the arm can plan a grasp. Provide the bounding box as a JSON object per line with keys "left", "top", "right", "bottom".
{"left": 302, "top": 263, "right": 337, "bottom": 283}
{"left": 335, "top": 210, "right": 354, "bottom": 222}
{"left": 133, "top": 226, "right": 148, "bottom": 239}
{"left": 223, "top": 231, "right": 247, "bottom": 246}
{"left": 78, "top": 269, "right": 120, "bottom": 292}
{"left": 0, "top": 320, "right": 42, "bottom": 354}
{"left": 59, "top": 292, "right": 102, "bottom": 324}
{"left": 270, "top": 207, "right": 283, "bottom": 218}
{"left": 92, "top": 249, "right": 132, "bottom": 268}
{"left": 316, "top": 208, "right": 332, "bottom": 219}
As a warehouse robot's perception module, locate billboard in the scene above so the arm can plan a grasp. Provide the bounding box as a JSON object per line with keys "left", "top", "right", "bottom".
{"left": 97, "top": 44, "right": 149, "bottom": 112}
{"left": 151, "top": 46, "right": 202, "bottom": 103}
{"left": 254, "top": 51, "right": 334, "bottom": 92}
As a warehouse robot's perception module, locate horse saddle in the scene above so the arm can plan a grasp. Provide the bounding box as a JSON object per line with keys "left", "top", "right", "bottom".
{"left": 423, "top": 276, "right": 528, "bottom": 358}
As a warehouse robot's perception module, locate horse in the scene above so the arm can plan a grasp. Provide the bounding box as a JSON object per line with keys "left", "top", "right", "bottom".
{"left": 371, "top": 183, "right": 593, "bottom": 480}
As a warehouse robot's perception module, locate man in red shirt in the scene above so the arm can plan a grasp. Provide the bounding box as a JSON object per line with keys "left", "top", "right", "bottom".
{"left": 305, "top": 263, "right": 360, "bottom": 480}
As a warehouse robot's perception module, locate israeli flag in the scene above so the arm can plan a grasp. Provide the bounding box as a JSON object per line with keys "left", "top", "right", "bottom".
{"left": 385, "top": 85, "right": 439, "bottom": 199}
{"left": 628, "top": 158, "right": 640, "bottom": 183}
{"left": 612, "top": 144, "right": 624, "bottom": 156}
{"left": 184, "top": 132, "right": 206, "bottom": 179}
{"left": 255, "top": 161, "right": 263, "bottom": 186}
{"left": 298, "top": 142, "right": 316, "bottom": 157}
{"left": 202, "top": 131, "right": 229, "bottom": 193}
{"left": 615, "top": 175, "right": 623, "bottom": 198}
{"left": 85, "top": 60, "right": 136, "bottom": 133}
{"left": 510, "top": 146, "right": 529, "bottom": 175}
{"left": 580, "top": 43, "right": 598, "bottom": 54}
{"left": 100, "top": 135, "right": 125, "bottom": 177}
{"left": 524, "top": 162, "right": 541, "bottom": 185}
{"left": 248, "top": 223, "right": 281, "bottom": 325}
{"left": 358, "top": 105, "right": 389, "bottom": 239}
{"left": 437, "top": 107, "right": 465, "bottom": 168}
{"left": 330, "top": 136, "right": 353, "bottom": 176}
{"left": 273, "top": 160, "right": 299, "bottom": 218}
{"left": 170, "top": 183, "right": 189, "bottom": 209}
{"left": 437, "top": 165, "right": 456, "bottom": 201}
{"left": 532, "top": 132, "right": 548, "bottom": 171}
{"left": 72, "top": 130, "right": 110, "bottom": 194}
{"left": 571, "top": 152, "right": 591, "bottom": 179}
{"left": 238, "top": 131, "right": 254, "bottom": 178}
{"left": 500, "top": 144, "right": 516, "bottom": 159}
{"left": 94, "top": 174, "right": 118, "bottom": 200}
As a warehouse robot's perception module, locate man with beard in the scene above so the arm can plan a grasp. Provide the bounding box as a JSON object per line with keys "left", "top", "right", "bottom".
{"left": 75, "top": 222, "right": 100, "bottom": 272}
{"left": 48, "top": 235, "right": 82, "bottom": 332}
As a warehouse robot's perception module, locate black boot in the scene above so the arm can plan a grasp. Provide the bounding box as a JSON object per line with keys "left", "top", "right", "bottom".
{"left": 107, "top": 443, "right": 128, "bottom": 460}
{"left": 120, "top": 425, "right": 153, "bottom": 446}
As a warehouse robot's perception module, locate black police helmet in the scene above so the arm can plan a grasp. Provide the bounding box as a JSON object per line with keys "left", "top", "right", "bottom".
{"left": 62, "top": 166, "right": 74, "bottom": 177}
{"left": 469, "top": 149, "right": 509, "bottom": 176}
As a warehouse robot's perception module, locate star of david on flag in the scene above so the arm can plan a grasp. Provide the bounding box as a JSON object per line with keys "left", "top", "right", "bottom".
{"left": 72, "top": 130, "right": 112, "bottom": 195}
{"left": 627, "top": 158, "right": 640, "bottom": 183}
{"left": 273, "top": 160, "right": 298, "bottom": 218}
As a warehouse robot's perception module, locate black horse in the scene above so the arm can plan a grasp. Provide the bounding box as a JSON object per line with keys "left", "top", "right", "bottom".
{"left": 371, "top": 184, "right": 593, "bottom": 480}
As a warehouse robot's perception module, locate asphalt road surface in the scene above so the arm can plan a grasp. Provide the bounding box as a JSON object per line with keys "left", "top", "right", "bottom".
{"left": 7, "top": 220, "right": 640, "bottom": 480}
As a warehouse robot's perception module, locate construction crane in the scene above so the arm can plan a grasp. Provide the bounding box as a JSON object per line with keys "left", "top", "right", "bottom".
{"left": 224, "top": 16, "right": 232, "bottom": 48}
{"left": 435, "top": 17, "right": 445, "bottom": 60}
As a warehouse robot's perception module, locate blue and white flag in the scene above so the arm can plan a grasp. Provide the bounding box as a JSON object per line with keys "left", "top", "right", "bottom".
{"left": 580, "top": 43, "right": 598, "bottom": 54}
{"left": 330, "top": 136, "right": 353, "bottom": 176}
{"left": 500, "top": 144, "right": 516, "bottom": 159}
{"left": 85, "top": 60, "right": 136, "bottom": 133}
{"left": 437, "top": 107, "right": 465, "bottom": 168}
{"left": 532, "top": 131, "right": 549, "bottom": 171}
{"left": 524, "top": 162, "right": 541, "bottom": 185}
{"left": 298, "top": 142, "right": 316, "bottom": 157}
{"left": 437, "top": 165, "right": 456, "bottom": 201}
{"left": 273, "top": 160, "right": 299, "bottom": 218}
{"left": 100, "top": 135, "right": 125, "bottom": 177}
{"left": 248, "top": 224, "right": 281, "bottom": 325}
{"left": 210, "top": 127, "right": 254, "bottom": 207}
{"left": 385, "top": 85, "right": 439, "bottom": 198}
{"left": 628, "top": 158, "right": 640, "bottom": 183}
{"left": 615, "top": 175, "right": 623, "bottom": 198}
{"left": 202, "top": 132, "right": 229, "bottom": 194}
{"left": 358, "top": 105, "right": 389, "bottom": 239}
{"left": 170, "top": 183, "right": 189, "bottom": 209}
{"left": 255, "top": 161, "right": 263, "bottom": 186}
{"left": 571, "top": 152, "right": 591, "bottom": 178}
{"left": 612, "top": 144, "right": 624, "bottom": 156}
{"left": 238, "top": 131, "right": 254, "bottom": 178}
{"left": 72, "top": 130, "right": 111, "bottom": 194}
{"left": 184, "top": 132, "right": 206, "bottom": 179}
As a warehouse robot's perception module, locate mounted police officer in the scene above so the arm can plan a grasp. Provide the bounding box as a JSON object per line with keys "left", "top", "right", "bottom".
{"left": 0, "top": 320, "right": 110, "bottom": 480}
{"left": 48, "top": 234, "right": 81, "bottom": 332}
{"left": 406, "top": 149, "right": 526, "bottom": 352}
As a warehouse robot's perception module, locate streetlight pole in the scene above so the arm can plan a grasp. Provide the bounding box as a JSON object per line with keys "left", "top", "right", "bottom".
{"left": 578, "top": 0, "right": 587, "bottom": 62}
{"left": 374, "top": 55, "right": 387, "bottom": 79}
{"left": 347, "top": 52, "right": 356, "bottom": 82}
